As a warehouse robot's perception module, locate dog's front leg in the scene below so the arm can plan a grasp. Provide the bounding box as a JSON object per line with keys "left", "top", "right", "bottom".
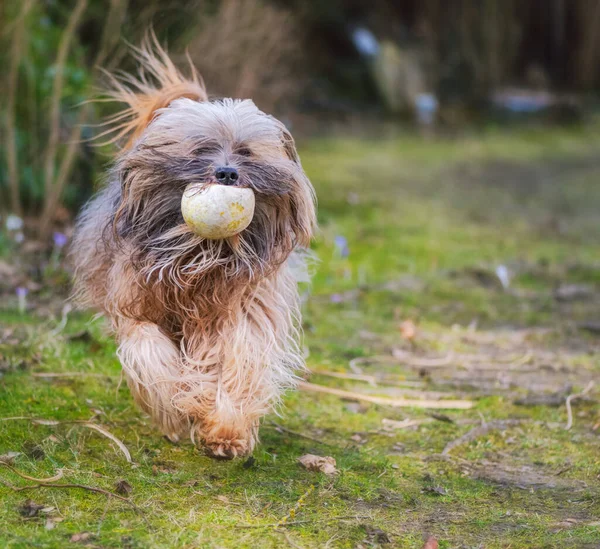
{"left": 181, "top": 330, "right": 264, "bottom": 459}
{"left": 117, "top": 320, "right": 188, "bottom": 441}
{"left": 183, "top": 307, "right": 301, "bottom": 459}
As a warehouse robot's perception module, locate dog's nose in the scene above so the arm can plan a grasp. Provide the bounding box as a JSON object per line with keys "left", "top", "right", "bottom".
{"left": 215, "top": 167, "right": 239, "bottom": 185}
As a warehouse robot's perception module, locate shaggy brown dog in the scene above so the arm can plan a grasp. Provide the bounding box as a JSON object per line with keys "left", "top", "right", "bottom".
{"left": 72, "top": 38, "right": 316, "bottom": 458}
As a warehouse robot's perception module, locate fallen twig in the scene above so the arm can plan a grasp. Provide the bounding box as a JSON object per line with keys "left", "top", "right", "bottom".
{"left": 348, "top": 356, "right": 388, "bottom": 373}
{"left": 268, "top": 422, "right": 334, "bottom": 447}
{"left": 0, "top": 478, "right": 137, "bottom": 508}
{"left": 1, "top": 476, "right": 150, "bottom": 528}
{"left": 442, "top": 419, "right": 524, "bottom": 455}
{"left": 565, "top": 381, "right": 595, "bottom": 430}
{"left": 298, "top": 381, "right": 473, "bottom": 410}
{"left": 239, "top": 515, "right": 371, "bottom": 529}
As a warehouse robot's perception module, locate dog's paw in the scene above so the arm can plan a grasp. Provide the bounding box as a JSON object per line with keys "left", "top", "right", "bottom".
{"left": 195, "top": 416, "right": 259, "bottom": 459}
{"left": 203, "top": 437, "right": 251, "bottom": 460}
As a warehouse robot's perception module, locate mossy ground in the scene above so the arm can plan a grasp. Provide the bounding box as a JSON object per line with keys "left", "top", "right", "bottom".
{"left": 1, "top": 125, "right": 600, "bottom": 548}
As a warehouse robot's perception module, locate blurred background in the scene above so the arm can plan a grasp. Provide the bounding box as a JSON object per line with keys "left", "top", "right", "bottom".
{"left": 1, "top": 0, "right": 599, "bottom": 310}
{"left": 2, "top": 4, "right": 600, "bottom": 545}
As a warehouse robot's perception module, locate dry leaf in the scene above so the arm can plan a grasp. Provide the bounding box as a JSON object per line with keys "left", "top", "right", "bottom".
{"left": 424, "top": 485, "right": 448, "bottom": 496}
{"left": 422, "top": 536, "right": 439, "bottom": 549}
{"left": 298, "top": 454, "right": 338, "bottom": 475}
{"left": 364, "top": 525, "right": 391, "bottom": 544}
{"left": 19, "top": 500, "right": 46, "bottom": 517}
{"left": 44, "top": 515, "right": 62, "bottom": 530}
{"left": 115, "top": 479, "right": 132, "bottom": 496}
{"left": 216, "top": 495, "right": 229, "bottom": 503}
{"left": 399, "top": 319, "right": 417, "bottom": 341}
{"left": 0, "top": 451, "right": 21, "bottom": 464}
{"left": 70, "top": 532, "right": 93, "bottom": 543}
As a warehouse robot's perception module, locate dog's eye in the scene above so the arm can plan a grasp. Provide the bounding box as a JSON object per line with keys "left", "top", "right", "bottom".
{"left": 193, "top": 144, "right": 218, "bottom": 155}
{"left": 236, "top": 147, "right": 252, "bottom": 158}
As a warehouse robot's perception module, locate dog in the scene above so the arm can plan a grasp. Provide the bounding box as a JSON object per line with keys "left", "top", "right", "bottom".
{"left": 72, "top": 38, "right": 316, "bottom": 459}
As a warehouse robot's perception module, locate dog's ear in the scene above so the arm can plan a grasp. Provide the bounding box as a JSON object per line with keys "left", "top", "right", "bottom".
{"left": 100, "top": 32, "right": 207, "bottom": 149}
{"left": 281, "top": 126, "right": 300, "bottom": 164}
{"left": 278, "top": 126, "right": 316, "bottom": 248}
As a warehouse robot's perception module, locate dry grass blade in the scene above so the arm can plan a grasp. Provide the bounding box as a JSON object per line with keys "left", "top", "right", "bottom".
{"left": 382, "top": 418, "right": 434, "bottom": 430}
{"left": 310, "top": 370, "right": 378, "bottom": 386}
{"left": 83, "top": 423, "right": 132, "bottom": 463}
{"left": 298, "top": 381, "right": 473, "bottom": 410}
{"left": 442, "top": 419, "right": 524, "bottom": 455}
{"left": 392, "top": 349, "right": 455, "bottom": 368}
{"left": 41, "top": 0, "right": 88, "bottom": 232}
{"left": 268, "top": 422, "right": 333, "bottom": 447}
{"left": 32, "top": 419, "right": 61, "bottom": 426}
{"left": 0, "top": 416, "right": 90, "bottom": 425}
{"left": 5, "top": 0, "right": 35, "bottom": 216}
{"left": 277, "top": 484, "right": 316, "bottom": 528}
{"left": 565, "top": 381, "right": 595, "bottom": 430}
{"left": 0, "top": 462, "right": 64, "bottom": 483}
{"left": 239, "top": 515, "right": 371, "bottom": 529}
{"left": 31, "top": 372, "right": 116, "bottom": 378}
{"left": 0, "top": 417, "right": 131, "bottom": 462}
{"left": 40, "top": 0, "right": 129, "bottom": 236}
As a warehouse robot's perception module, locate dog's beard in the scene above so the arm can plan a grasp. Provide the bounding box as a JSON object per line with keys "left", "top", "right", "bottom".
{"left": 108, "top": 149, "right": 308, "bottom": 292}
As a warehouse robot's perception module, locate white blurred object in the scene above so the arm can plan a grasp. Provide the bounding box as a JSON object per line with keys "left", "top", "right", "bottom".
{"left": 352, "top": 27, "right": 380, "bottom": 58}
{"left": 495, "top": 265, "right": 511, "bottom": 290}
{"left": 414, "top": 93, "right": 439, "bottom": 126}
{"left": 371, "top": 41, "right": 431, "bottom": 114}
{"left": 5, "top": 214, "right": 23, "bottom": 231}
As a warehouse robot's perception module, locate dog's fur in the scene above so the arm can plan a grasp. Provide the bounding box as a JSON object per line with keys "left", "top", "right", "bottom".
{"left": 72, "top": 39, "right": 316, "bottom": 458}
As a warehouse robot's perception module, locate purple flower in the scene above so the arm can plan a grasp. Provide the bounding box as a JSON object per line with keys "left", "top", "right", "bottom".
{"left": 16, "top": 286, "right": 28, "bottom": 313}
{"left": 330, "top": 293, "right": 343, "bottom": 303}
{"left": 16, "top": 287, "right": 28, "bottom": 298}
{"left": 53, "top": 232, "right": 68, "bottom": 249}
{"left": 334, "top": 235, "right": 350, "bottom": 258}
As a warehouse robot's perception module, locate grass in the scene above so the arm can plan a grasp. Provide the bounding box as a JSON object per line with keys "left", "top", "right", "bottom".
{"left": 1, "top": 124, "right": 600, "bottom": 548}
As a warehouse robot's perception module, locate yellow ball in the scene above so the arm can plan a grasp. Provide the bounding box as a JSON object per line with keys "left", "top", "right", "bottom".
{"left": 181, "top": 184, "right": 255, "bottom": 239}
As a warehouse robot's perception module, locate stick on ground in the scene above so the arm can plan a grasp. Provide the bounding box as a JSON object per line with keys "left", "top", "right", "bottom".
{"left": 565, "top": 381, "right": 595, "bottom": 430}
{"left": 298, "top": 381, "right": 473, "bottom": 410}
{"left": 442, "top": 419, "right": 524, "bottom": 455}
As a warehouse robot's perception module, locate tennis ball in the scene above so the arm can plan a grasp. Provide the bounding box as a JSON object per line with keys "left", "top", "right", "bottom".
{"left": 181, "top": 184, "right": 255, "bottom": 239}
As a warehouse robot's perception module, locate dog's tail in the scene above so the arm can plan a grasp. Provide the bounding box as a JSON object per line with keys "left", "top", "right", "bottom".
{"left": 100, "top": 33, "right": 207, "bottom": 149}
